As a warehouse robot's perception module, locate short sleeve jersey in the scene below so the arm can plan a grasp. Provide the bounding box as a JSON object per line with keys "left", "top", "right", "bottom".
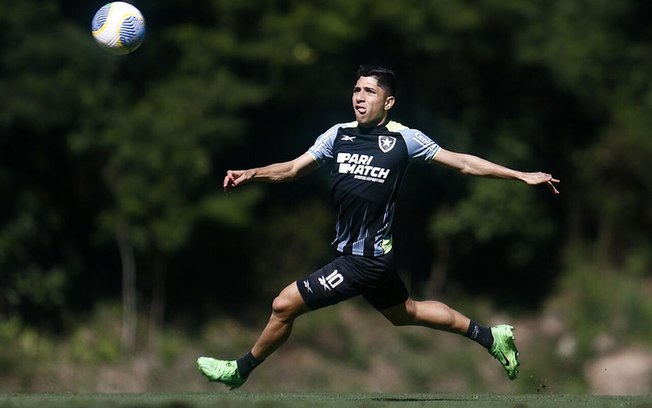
{"left": 307, "top": 120, "right": 440, "bottom": 257}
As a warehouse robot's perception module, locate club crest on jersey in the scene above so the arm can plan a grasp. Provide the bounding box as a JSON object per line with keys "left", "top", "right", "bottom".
{"left": 378, "top": 136, "right": 396, "bottom": 153}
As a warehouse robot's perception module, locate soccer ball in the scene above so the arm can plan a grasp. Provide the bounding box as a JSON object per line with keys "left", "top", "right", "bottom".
{"left": 92, "top": 2, "right": 145, "bottom": 55}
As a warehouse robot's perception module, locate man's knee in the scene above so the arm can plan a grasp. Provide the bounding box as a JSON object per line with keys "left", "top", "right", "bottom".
{"left": 271, "top": 283, "right": 308, "bottom": 320}
{"left": 271, "top": 294, "right": 293, "bottom": 316}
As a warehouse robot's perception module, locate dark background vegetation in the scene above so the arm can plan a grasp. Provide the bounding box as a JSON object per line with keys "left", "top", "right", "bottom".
{"left": 1, "top": 0, "right": 651, "bottom": 394}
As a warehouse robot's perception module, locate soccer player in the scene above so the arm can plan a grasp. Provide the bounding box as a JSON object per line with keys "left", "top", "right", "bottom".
{"left": 197, "top": 66, "right": 560, "bottom": 389}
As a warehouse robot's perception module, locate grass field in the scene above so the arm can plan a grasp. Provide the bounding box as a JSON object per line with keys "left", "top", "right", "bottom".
{"left": 2, "top": 392, "right": 652, "bottom": 408}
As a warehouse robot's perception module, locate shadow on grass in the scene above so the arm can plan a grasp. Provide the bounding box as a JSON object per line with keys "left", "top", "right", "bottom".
{"left": 372, "top": 395, "right": 479, "bottom": 402}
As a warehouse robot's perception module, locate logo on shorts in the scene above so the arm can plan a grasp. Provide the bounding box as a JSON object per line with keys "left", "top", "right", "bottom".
{"left": 319, "top": 270, "right": 344, "bottom": 291}
{"left": 303, "top": 280, "right": 313, "bottom": 293}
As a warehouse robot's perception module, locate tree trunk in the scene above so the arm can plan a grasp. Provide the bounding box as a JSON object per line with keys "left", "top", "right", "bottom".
{"left": 148, "top": 255, "right": 166, "bottom": 351}
{"left": 116, "top": 221, "right": 137, "bottom": 352}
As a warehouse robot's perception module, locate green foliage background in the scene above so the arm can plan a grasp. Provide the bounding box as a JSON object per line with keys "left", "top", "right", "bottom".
{"left": 1, "top": 0, "right": 651, "bottom": 393}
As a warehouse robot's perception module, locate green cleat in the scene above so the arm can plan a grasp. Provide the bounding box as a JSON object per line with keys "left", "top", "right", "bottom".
{"left": 197, "top": 357, "right": 246, "bottom": 390}
{"left": 489, "top": 325, "right": 520, "bottom": 380}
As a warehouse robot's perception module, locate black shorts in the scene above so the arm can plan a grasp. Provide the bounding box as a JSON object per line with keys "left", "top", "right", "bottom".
{"left": 296, "top": 251, "right": 409, "bottom": 311}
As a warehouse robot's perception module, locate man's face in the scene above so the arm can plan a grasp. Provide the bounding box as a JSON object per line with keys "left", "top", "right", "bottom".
{"left": 352, "top": 76, "right": 395, "bottom": 128}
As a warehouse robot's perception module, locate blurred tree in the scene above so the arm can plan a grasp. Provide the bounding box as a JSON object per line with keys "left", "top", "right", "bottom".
{"left": 518, "top": 0, "right": 652, "bottom": 273}
{"left": 0, "top": 1, "right": 105, "bottom": 327}
{"left": 1, "top": 0, "right": 651, "bottom": 336}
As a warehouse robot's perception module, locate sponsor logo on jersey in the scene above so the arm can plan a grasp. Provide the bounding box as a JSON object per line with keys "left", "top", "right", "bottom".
{"left": 379, "top": 136, "right": 396, "bottom": 153}
{"left": 341, "top": 135, "right": 356, "bottom": 142}
{"left": 336, "top": 152, "right": 391, "bottom": 183}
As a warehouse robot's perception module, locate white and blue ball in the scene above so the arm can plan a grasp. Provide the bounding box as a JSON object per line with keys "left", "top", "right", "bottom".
{"left": 92, "top": 2, "right": 145, "bottom": 55}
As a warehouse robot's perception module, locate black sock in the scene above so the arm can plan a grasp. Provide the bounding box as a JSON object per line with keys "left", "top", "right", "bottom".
{"left": 466, "top": 320, "right": 494, "bottom": 351}
{"left": 236, "top": 351, "right": 264, "bottom": 379}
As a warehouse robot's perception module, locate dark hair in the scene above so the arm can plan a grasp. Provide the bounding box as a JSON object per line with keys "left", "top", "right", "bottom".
{"left": 356, "top": 65, "right": 397, "bottom": 96}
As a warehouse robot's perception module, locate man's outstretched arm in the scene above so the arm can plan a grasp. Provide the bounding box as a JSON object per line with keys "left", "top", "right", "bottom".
{"left": 432, "top": 148, "right": 560, "bottom": 194}
{"left": 223, "top": 153, "right": 318, "bottom": 192}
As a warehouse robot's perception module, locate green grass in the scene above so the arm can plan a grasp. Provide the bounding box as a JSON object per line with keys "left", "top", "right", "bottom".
{"left": 2, "top": 393, "right": 652, "bottom": 408}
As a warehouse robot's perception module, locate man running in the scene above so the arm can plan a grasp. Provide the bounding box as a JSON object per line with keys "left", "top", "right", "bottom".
{"left": 197, "top": 65, "right": 560, "bottom": 389}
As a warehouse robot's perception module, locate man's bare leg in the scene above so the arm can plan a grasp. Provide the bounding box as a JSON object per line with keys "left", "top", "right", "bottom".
{"left": 197, "top": 282, "right": 310, "bottom": 387}
{"left": 380, "top": 298, "right": 520, "bottom": 380}
{"left": 250, "top": 283, "right": 310, "bottom": 360}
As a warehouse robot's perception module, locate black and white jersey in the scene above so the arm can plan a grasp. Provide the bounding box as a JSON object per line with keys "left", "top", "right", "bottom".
{"left": 307, "top": 120, "right": 440, "bottom": 257}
